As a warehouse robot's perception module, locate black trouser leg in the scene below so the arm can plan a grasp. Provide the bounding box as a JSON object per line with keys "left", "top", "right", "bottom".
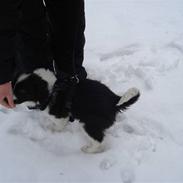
{"left": 74, "top": 1, "right": 87, "bottom": 79}
{"left": 45, "top": 0, "right": 87, "bottom": 79}
{"left": 0, "top": 0, "right": 22, "bottom": 84}
{"left": 16, "top": 0, "right": 52, "bottom": 73}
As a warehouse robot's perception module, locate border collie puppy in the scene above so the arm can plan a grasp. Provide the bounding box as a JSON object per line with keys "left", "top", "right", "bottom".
{"left": 13, "top": 69, "right": 140, "bottom": 153}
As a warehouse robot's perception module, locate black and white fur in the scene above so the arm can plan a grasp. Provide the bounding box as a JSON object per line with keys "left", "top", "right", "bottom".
{"left": 13, "top": 69, "right": 140, "bottom": 153}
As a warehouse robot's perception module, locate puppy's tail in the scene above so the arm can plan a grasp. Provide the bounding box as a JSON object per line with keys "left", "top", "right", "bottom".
{"left": 116, "top": 87, "right": 140, "bottom": 112}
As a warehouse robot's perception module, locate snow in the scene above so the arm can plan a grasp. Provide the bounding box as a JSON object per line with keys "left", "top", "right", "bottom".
{"left": 1, "top": 0, "right": 183, "bottom": 182}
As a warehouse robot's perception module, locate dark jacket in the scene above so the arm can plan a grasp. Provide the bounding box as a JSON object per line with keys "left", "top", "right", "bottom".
{"left": 0, "top": 0, "right": 86, "bottom": 85}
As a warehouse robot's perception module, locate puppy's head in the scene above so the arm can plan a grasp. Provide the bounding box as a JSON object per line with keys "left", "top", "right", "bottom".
{"left": 13, "top": 73, "right": 50, "bottom": 106}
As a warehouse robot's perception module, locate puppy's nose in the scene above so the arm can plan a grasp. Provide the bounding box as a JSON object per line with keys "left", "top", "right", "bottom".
{"left": 13, "top": 95, "right": 21, "bottom": 104}
{"left": 13, "top": 95, "right": 19, "bottom": 104}
{"left": 14, "top": 99, "right": 19, "bottom": 104}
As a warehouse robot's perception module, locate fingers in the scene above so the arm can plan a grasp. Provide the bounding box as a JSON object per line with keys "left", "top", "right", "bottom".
{"left": 0, "top": 95, "right": 15, "bottom": 109}
{"left": 7, "top": 94, "right": 15, "bottom": 108}
{"left": 0, "top": 96, "right": 9, "bottom": 108}
{"left": 0, "top": 82, "right": 16, "bottom": 109}
{"left": 0, "top": 98, "right": 11, "bottom": 108}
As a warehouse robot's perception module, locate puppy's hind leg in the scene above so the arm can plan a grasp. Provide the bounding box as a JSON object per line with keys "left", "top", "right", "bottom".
{"left": 81, "top": 136, "right": 103, "bottom": 154}
{"left": 81, "top": 124, "right": 105, "bottom": 153}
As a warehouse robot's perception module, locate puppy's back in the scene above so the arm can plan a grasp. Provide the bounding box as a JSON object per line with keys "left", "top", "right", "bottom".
{"left": 72, "top": 79, "right": 120, "bottom": 115}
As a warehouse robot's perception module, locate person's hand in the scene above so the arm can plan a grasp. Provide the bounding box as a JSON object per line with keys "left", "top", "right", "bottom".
{"left": 0, "top": 82, "right": 15, "bottom": 108}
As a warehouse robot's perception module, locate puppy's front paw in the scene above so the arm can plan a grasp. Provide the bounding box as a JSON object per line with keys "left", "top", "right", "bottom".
{"left": 45, "top": 117, "right": 69, "bottom": 132}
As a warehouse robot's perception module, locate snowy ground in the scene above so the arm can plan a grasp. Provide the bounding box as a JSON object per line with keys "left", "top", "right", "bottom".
{"left": 1, "top": 0, "right": 183, "bottom": 182}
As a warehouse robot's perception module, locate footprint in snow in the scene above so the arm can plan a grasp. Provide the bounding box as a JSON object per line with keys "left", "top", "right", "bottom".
{"left": 100, "top": 158, "right": 117, "bottom": 170}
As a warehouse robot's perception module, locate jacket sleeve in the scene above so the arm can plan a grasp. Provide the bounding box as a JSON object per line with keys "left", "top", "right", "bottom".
{"left": 0, "top": 1, "right": 20, "bottom": 84}
{"left": 0, "top": 32, "right": 16, "bottom": 84}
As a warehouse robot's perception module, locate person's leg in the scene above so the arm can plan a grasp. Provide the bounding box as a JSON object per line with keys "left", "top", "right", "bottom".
{"left": 0, "top": 0, "right": 22, "bottom": 84}
{"left": 74, "top": 0, "right": 87, "bottom": 80}
{"left": 45, "top": 0, "right": 87, "bottom": 80}
{"left": 16, "top": 0, "right": 53, "bottom": 73}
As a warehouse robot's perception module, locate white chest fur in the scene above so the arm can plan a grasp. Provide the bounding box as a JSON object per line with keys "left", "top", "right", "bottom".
{"left": 41, "top": 107, "right": 69, "bottom": 132}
